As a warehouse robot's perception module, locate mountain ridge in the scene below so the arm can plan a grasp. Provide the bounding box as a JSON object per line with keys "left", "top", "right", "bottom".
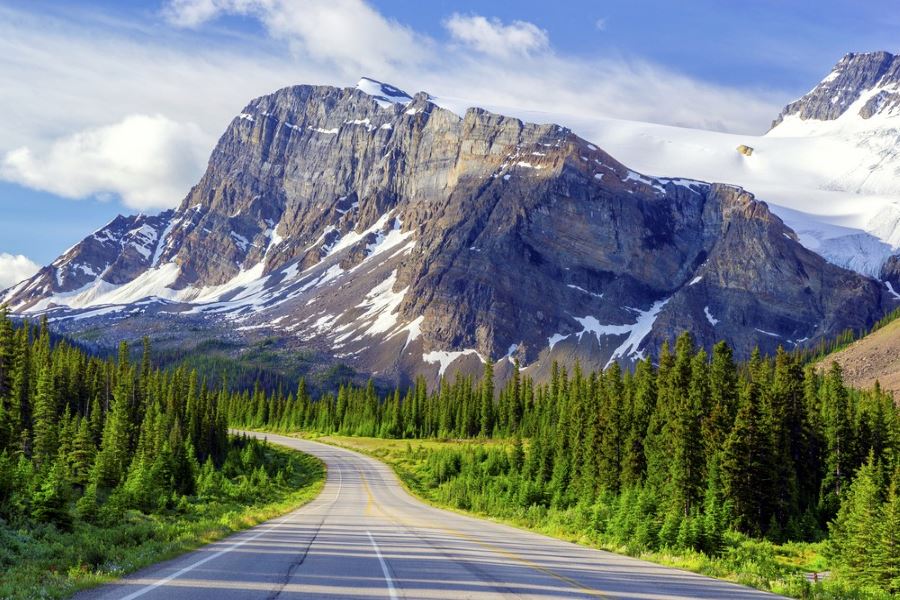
{"left": 2, "top": 75, "right": 895, "bottom": 386}
{"left": 771, "top": 51, "right": 900, "bottom": 129}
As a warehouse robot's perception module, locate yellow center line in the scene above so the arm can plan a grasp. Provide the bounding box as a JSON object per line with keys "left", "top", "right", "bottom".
{"left": 355, "top": 464, "right": 610, "bottom": 599}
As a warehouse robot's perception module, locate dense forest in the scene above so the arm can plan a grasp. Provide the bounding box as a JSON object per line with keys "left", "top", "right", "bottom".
{"left": 0, "top": 308, "right": 323, "bottom": 599}
{"left": 0, "top": 309, "right": 235, "bottom": 525}
{"left": 227, "top": 334, "right": 900, "bottom": 595}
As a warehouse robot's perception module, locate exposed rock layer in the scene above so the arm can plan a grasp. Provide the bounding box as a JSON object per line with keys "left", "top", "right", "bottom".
{"left": 4, "top": 80, "right": 893, "bottom": 385}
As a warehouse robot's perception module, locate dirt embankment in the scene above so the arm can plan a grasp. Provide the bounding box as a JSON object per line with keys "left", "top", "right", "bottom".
{"left": 817, "top": 319, "right": 900, "bottom": 399}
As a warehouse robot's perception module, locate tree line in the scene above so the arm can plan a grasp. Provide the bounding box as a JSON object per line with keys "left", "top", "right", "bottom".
{"left": 227, "top": 333, "right": 900, "bottom": 593}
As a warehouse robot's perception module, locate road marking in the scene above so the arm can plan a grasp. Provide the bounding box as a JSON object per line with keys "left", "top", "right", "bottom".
{"left": 352, "top": 455, "right": 605, "bottom": 599}
{"left": 118, "top": 513, "right": 297, "bottom": 600}
{"left": 117, "top": 447, "right": 343, "bottom": 600}
{"left": 353, "top": 459, "right": 608, "bottom": 599}
{"left": 367, "top": 530, "right": 399, "bottom": 600}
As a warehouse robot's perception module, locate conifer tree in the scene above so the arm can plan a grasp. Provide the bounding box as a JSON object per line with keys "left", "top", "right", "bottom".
{"left": 721, "top": 380, "right": 774, "bottom": 535}
{"left": 479, "top": 361, "right": 494, "bottom": 438}
{"left": 92, "top": 369, "right": 135, "bottom": 489}
{"left": 821, "top": 362, "right": 853, "bottom": 517}
{"left": 827, "top": 454, "right": 884, "bottom": 586}
{"left": 69, "top": 416, "right": 95, "bottom": 489}
{"left": 31, "top": 364, "right": 58, "bottom": 468}
{"left": 621, "top": 358, "right": 655, "bottom": 487}
{"left": 872, "top": 466, "right": 900, "bottom": 593}
{"left": 598, "top": 363, "right": 624, "bottom": 493}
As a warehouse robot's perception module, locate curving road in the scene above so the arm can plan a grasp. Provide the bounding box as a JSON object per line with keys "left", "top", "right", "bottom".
{"left": 74, "top": 432, "right": 786, "bottom": 600}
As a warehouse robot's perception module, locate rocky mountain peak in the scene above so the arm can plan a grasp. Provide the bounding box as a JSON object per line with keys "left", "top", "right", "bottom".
{"left": 771, "top": 51, "right": 900, "bottom": 128}
{"left": 355, "top": 77, "right": 413, "bottom": 107}
{"left": 3, "top": 78, "right": 895, "bottom": 387}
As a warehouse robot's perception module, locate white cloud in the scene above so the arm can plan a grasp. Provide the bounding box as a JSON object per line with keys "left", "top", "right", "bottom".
{"left": 595, "top": 18, "right": 607, "bottom": 31}
{"left": 2, "top": 114, "right": 209, "bottom": 211}
{"left": 0, "top": 3, "right": 788, "bottom": 217}
{"left": 409, "top": 53, "right": 781, "bottom": 135}
{"left": 162, "top": 0, "right": 221, "bottom": 27}
{"left": 0, "top": 254, "right": 40, "bottom": 290}
{"left": 163, "top": 0, "right": 429, "bottom": 72}
{"left": 444, "top": 14, "right": 548, "bottom": 58}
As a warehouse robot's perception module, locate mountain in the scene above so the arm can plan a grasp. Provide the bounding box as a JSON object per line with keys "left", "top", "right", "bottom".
{"left": 771, "top": 51, "right": 900, "bottom": 126}
{"left": 526, "top": 52, "right": 900, "bottom": 283}
{"left": 2, "top": 75, "right": 895, "bottom": 386}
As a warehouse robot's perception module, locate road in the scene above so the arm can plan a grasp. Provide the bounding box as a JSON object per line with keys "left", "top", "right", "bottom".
{"left": 74, "top": 432, "right": 787, "bottom": 600}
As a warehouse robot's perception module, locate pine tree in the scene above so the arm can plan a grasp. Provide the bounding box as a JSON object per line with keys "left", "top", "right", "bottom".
{"left": 621, "top": 358, "right": 655, "bottom": 487}
{"left": 668, "top": 348, "right": 707, "bottom": 516}
{"left": 31, "top": 364, "right": 58, "bottom": 468}
{"left": 510, "top": 434, "right": 525, "bottom": 473}
{"left": 597, "top": 364, "right": 624, "bottom": 493}
{"left": 479, "top": 361, "right": 494, "bottom": 437}
{"left": 644, "top": 342, "right": 673, "bottom": 491}
{"left": 827, "top": 453, "right": 884, "bottom": 586}
{"left": 721, "top": 380, "right": 774, "bottom": 535}
{"left": 92, "top": 370, "right": 134, "bottom": 489}
{"left": 31, "top": 453, "right": 72, "bottom": 528}
{"left": 0, "top": 306, "right": 14, "bottom": 398}
{"left": 703, "top": 341, "right": 737, "bottom": 455}
{"left": 69, "top": 416, "right": 96, "bottom": 489}
{"left": 10, "top": 326, "right": 32, "bottom": 448}
{"left": 821, "top": 362, "right": 853, "bottom": 518}
{"left": 767, "top": 347, "right": 804, "bottom": 526}
{"left": 872, "top": 466, "right": 900, "bottom": 593}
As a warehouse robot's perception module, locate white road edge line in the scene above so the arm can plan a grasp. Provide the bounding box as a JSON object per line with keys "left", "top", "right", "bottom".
{"left": 118, "top": 450, "right": 343, "bottom": 600}
{"left": 367, "top": 530, "right": 399, "bottom": 600}
{"left": 118, "top": 513, "right": 296, "bottom": 600}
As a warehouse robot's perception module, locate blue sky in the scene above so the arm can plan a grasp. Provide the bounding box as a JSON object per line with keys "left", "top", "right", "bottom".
{"left": 1, "top": 0, "right": 897, "bottom": 283}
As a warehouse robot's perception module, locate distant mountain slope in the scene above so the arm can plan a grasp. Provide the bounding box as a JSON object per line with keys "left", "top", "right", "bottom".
{"left": 486, "top": 52, "right": 900, "bottom": 281}
{"left": 818, "top": 317, "right": 900, "bottom": 399}
{"left": 1, "top": 76, "right": 894, "bottom": 386}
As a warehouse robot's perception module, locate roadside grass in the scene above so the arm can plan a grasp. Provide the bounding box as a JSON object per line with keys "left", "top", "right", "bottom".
{"left": 300, "top": 433, "right": 891, "bottom": 600}
{"left": 0, "top": 444, "right": 325, "bottom": 600}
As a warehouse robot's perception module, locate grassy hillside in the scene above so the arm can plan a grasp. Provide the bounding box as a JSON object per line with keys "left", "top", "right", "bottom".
{"left": 816, "top": 318, "right": 900, "bottom": 399}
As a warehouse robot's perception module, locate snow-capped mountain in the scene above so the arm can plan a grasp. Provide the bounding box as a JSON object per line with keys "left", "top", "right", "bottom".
{"left": 522, "top": 51, "right": 900, "bottom": 285}
{"left": 2, "top": 69, "right": 896, "bottom": 386}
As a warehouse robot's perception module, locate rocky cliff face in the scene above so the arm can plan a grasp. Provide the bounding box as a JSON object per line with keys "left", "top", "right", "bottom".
{"left": 771, "top": 51, "right": 900, "bottom": 128}
{"left": 3, "top": 78, "right": 893, "bottom": 385}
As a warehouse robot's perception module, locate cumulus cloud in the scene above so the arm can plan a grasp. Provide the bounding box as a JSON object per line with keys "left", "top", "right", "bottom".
{"left": 0, "top": 254, "right": 40, "bottom": 290}
{"left": 2, "top": 115, "right": 209, "bottom": 211}
{"left": 163, "top": 0, "right": 429, "bottom": 72}
{"left": 444, "top": 14, "right": 548, "bottom": 58}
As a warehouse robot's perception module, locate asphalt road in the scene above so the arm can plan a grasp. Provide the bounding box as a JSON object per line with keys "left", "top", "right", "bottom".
{"left": 74, "top": 432, "right": 787, "bottom": 600}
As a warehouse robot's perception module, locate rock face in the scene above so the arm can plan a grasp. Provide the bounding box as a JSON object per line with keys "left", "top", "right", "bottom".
{"left": 771, "top": 51, "right": 900, "bottom": 128}
{"left": 3, "top": 78, "right": 894, "bottom": 386}
{"left": 882, "top": 256, "right": 900, "bottom": 295}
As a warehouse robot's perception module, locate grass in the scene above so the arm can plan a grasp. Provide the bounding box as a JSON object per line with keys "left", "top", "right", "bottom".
{"left": 0, "top": 444, "right": 325, "bottom": 600}
{"left": 300, "top": 433, "right": 893, "bottom": 600}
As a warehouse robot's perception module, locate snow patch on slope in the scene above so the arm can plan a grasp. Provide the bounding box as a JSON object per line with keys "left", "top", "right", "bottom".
{"left": 353, "top": 270, "right": 408, "bottom": 338}
{"left": 423, "top": 349, "right": 484, "bottom": 378}
{"left": 355, "top": 77, "right": 413, "bottom": 109}
{"left": 549, "top": 298, "right": 670, "bottom": 367}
